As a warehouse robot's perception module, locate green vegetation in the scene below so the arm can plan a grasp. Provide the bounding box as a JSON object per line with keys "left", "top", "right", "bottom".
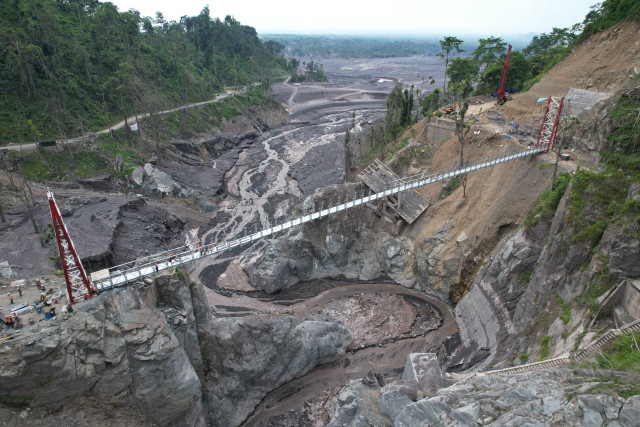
{"left": 586, "top": 377, "right": 640, "bottom": 399}
{"left": 600, "top": 91, "right": 640, "bottom": 179}
{"left": 568, "top": 168, "right": 635, "bottom": 247}
{"left": 518, "top": 269, "right": 534, "bottom": 284}
{"left": 360, "top": 84, "right": 419, "bottom": 164}
{"left": 539, "top": 335, "right": 551, "bottom": 360}
{"left": 525, "top": 173, "right": 570, "bottom": 226}
{"left": 0, "top": 395, "right": 32, "bottom": 406}
{"left": 261, "top": 35, "right": 445, "bottom": 59}
{"left": 40, "top": 224, "right": 55, "bottom": 248}
{"left": 522, "top": 0, "right": 640, "bottom": 90}
{"left": 579, "top": 0, "right": 640, "bottom": 41}
{"left": 8, "top": 89, "right": 273, "bottom": 182}
{"left": 519, "top": 352, "right": 529, "bottom": 363}
{"left": 576, "top": 276, "right": 616, "bottom": 314}
{"left": 0, "top": 1, "right": 290, "bottom": 143}
{"left": 595, "top": 332, "right": 640, "bottom": 372}
{"left": 441, "top": 176, "right": 460, "bottom": 197}
{"left": 288, "top": 60, "right": 327, "bottom": 83}
{"left": 556, "top": 295, "right": 572, "bottom": 325}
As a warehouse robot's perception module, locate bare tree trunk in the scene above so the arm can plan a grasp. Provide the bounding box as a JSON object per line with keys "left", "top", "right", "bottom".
{"left": 550, "top": 149, "right": 560, "bottom": 193}
{"left": 17, "top": 177, "right": 38, "bottom": 233}
{"left": 455, "top": 100, "right": 470, "bottom": 198}
{"left": 156, "top": 139, "right": 162, "bottom": 168}
{"left": 0, "top": 200, "right": 6, "bottom": 223}
{"left": 344, "top": 127, "right": 352, "bottom": 183}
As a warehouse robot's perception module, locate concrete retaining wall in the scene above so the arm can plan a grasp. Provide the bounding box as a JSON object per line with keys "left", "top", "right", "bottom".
{"left": 426, "top": 117, "right": 456, "bottom": 144}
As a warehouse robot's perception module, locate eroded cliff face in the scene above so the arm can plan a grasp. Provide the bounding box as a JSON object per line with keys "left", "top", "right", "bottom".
{"left": 247, "top": 141, "right": 550, "bottom": 304}
{"left": 0, "top": 285, "right": 205, "bottom": 426}
{"left": 0, "top": 273, "right": 353, "bottom": 426}
{"left": 455, "top": 180, "right": 640, "bottom": 368}
{"left": 246, "top": 184, "right": 430, "bottom": 295}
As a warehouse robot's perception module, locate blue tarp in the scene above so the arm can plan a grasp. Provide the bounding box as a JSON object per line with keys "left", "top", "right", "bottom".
{"left": 503, "top": 134, "right": 512, "bottom": 139}
{"left": 537, "top": 97, "right": 548, "bottom": 103}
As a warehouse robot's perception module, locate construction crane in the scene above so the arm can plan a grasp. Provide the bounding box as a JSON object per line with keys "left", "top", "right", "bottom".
{"left": 497, "top": 44, "right": 512, "bottom": 104}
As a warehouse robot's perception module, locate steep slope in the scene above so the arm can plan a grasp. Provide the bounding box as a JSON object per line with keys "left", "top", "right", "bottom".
{"left": 501, "top": 19, "right": 640, "bottom": 126}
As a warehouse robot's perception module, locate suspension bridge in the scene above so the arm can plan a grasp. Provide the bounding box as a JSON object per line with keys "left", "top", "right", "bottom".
{"left": 48, "top": 97, "right": 565, "bottom": 304}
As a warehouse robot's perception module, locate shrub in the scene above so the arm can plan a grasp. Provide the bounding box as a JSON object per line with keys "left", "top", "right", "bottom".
{"left": 539, "top": 335, "right": 551, "bottom": 360}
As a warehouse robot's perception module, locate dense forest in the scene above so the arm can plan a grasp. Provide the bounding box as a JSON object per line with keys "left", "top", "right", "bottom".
{"left": 0, "top": 0, "right": 294, "bottom": 143}
{"left": 259, "top": 34, "right": 534, "bottom": 59}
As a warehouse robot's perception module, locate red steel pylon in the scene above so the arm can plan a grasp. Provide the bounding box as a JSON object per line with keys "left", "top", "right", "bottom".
{"left": 47, "top": 190, "right": 94, "bottom": 304}
{"left": 535, "top": 96, "right": 564, "bottom": 152}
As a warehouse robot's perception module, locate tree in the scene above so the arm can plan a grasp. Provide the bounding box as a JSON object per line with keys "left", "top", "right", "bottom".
{"left": 15, "top": 175, "right": 39, "bottom": 233}
{"left": 0, "top": 182, "right": 5, "bottom": 222}
{"left": 472, "top": 36, "right": 507, "bottom": 68}
{"left": 264, "top": 40, "right": 284, "bottom": 55}
{"left": 344, "top": 125, "right": 352, "bottom": 183}
{"left": 449, "top": 71, "right": 476, "bottom": 198}
{"left": 447, "top": 58, "right": 479, "bottom": 88}
{"left": 139, "top": 86, "right": 168, "bottom": 167}
{"left": 475, "top": 51, "right": 529, "bottom": 95}
{"left": 437, "top": 36, "right": 464, "bottom": 94}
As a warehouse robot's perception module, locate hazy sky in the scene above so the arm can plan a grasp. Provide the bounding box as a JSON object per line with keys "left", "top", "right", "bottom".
{"left": 108, "top": 0, "right": 597, "bottom": 36}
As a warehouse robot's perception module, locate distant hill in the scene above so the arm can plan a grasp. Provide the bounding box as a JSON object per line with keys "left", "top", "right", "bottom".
{"left": 259, "top": 34, "right": 533, "bottom": 59}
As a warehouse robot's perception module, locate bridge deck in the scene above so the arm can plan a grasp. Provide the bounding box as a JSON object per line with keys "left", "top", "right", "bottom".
{"left": 358, "top": 159, "right": 429, "bottom": 224}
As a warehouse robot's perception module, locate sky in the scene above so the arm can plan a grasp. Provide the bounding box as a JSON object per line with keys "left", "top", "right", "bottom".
{"left": 108, "top": 0, "right": 598, "bottom": 36}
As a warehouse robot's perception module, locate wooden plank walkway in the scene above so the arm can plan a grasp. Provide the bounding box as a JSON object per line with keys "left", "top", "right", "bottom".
{"left": 357, "top": 159, "right": 429, "bottom": 224}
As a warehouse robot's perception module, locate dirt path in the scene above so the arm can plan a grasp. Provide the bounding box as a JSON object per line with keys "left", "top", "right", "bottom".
{"left": 0, "top": 89, "right": 243, "bottom": 152}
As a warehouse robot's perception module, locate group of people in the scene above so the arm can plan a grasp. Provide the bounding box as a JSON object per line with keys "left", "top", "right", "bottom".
{"left": 3, "top": 279, "right": 51, "bottom": 329}
{"left": 153, "top": 243, "right": 215, "bottom": 271}
{"left": 4, "top": 312, "right": 20, "bottom": 329}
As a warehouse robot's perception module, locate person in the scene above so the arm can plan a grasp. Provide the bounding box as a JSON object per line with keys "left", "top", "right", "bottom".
{"left": 17, "top": 285, "right": 22, "bottom": 297}
{"left": 154, "top": 264, "right": 159, "bottom": 272}
{"left": 40, "top": 292, "right": 46, "bottom": 302}
{"left": 13, "top": 313, "right": 20, "bottom": 328}
{"left": 8, "top": 293, "right": 13, "bottom": 305}
{"left": 169, "top": 252, "right": 176, "bottom": 263}
{"left": 6, "top": 314, "right": 14, "bottom": 329}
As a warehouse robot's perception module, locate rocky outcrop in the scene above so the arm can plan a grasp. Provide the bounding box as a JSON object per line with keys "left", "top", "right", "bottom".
{"left": 199, "top": 316, "right": 352, "bottom": 426}
{"left": 0, "top": 273, "right": 353, "bottom": 426}
{"left": 0, "top": 286, "right": 205, "bottom": 426}
{"left": 133, "top": 163, "right": 186, "bottom": 198}
{"left": 329, "top": 367, "right": 639, "bottom": 426}
{"left": 454, "top": 175, "right": 640, "bottom": 368}
{"left": 247, "top": 186, "right": 467, "bottom": 300}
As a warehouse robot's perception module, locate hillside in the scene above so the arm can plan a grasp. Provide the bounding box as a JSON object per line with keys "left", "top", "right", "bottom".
{"left": 0, "top": 1, "right": 290, "bottom": 143}
{"left": 502, "top": 19, "right": 640, "bottom": 126}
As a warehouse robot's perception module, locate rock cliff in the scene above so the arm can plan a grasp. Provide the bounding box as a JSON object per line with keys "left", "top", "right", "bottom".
{"left": 455, "top": 175, "right": 640, "bottom": 368}
{"left": 328, "top": 368, "right": 640, "bottom": 426}
{"left": 0, "top": 272, "right": 353, "bottom": 426}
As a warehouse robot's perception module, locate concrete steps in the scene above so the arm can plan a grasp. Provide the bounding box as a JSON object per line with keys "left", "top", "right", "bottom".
{"left": 475, "top": 318, "right": 640, "bottom": 378}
